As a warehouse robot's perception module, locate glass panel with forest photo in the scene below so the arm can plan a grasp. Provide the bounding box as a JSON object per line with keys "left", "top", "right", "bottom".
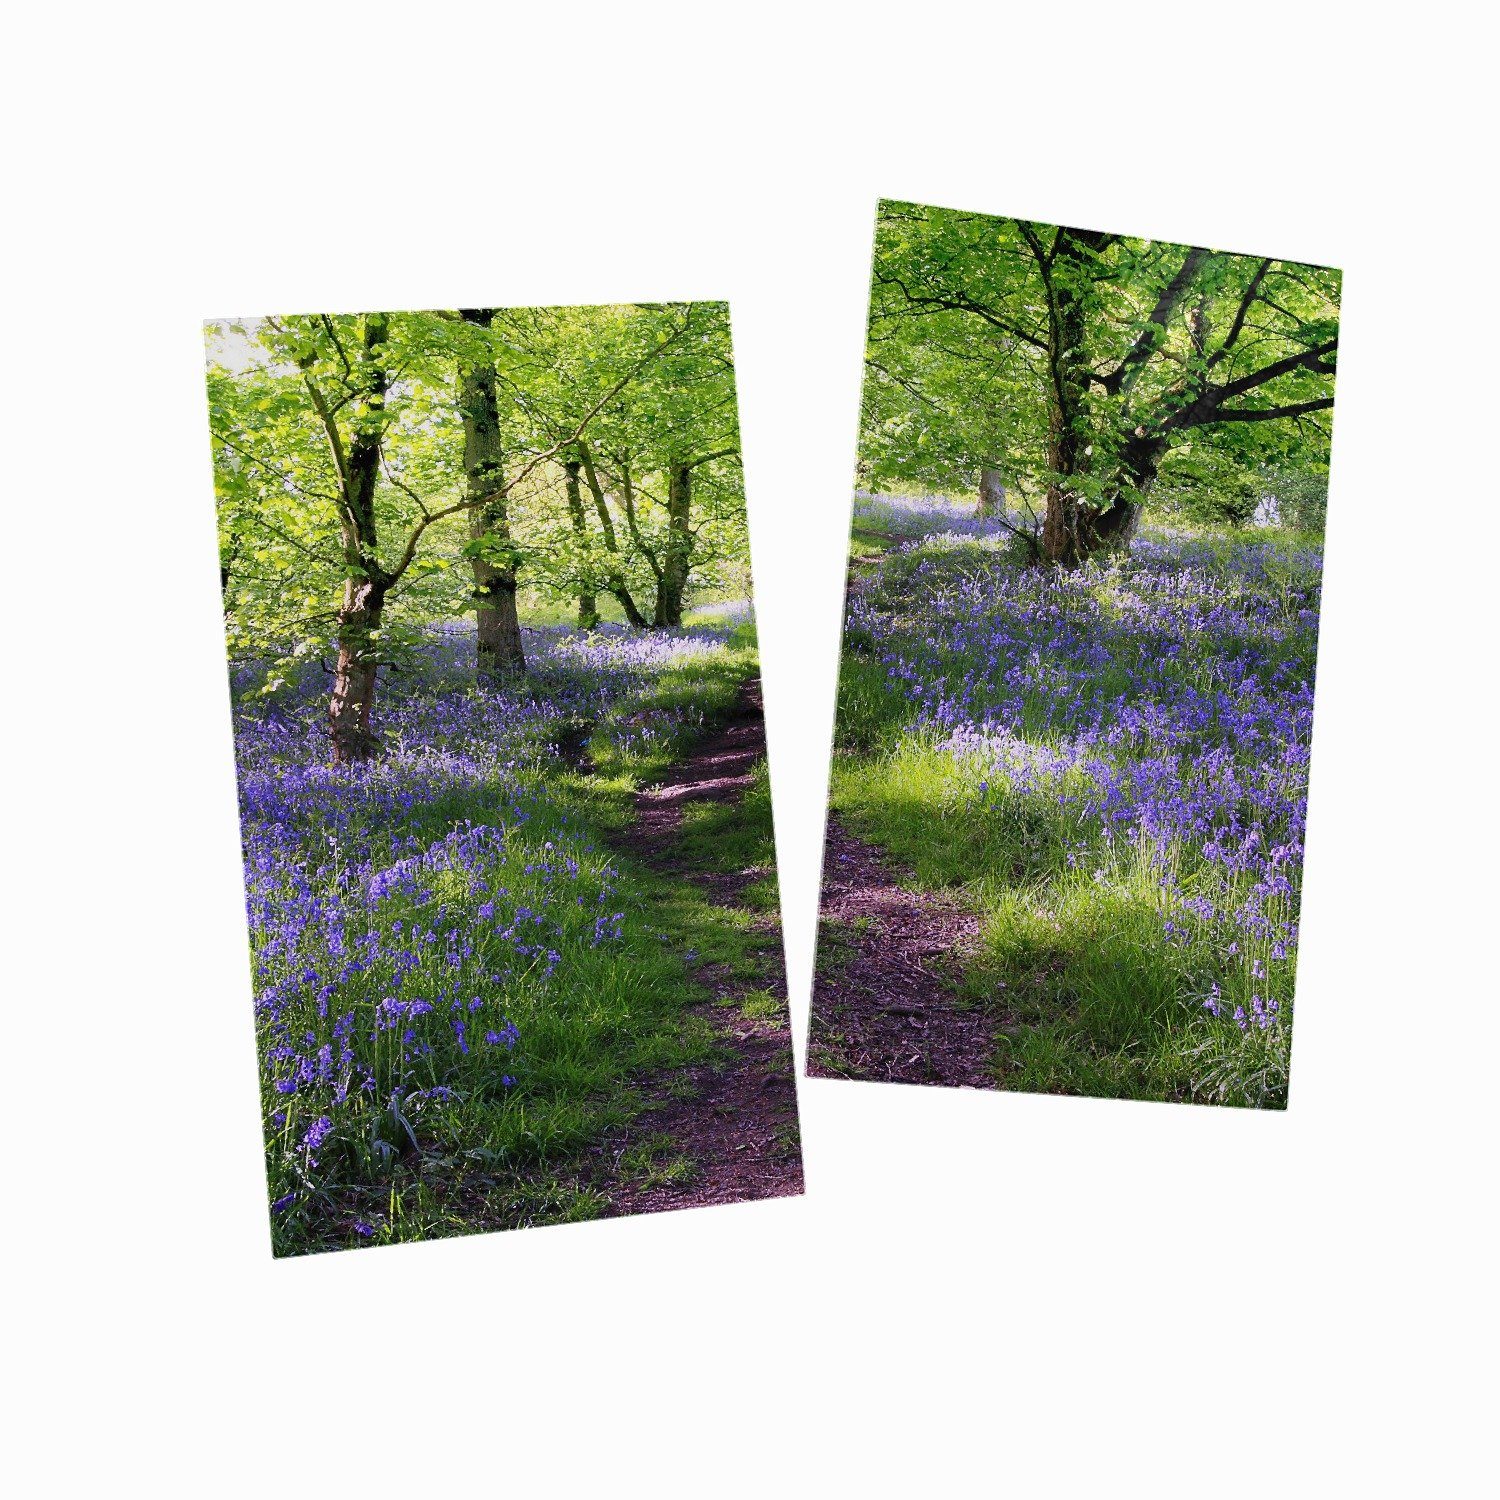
{"left": 809, "top": 202, "right": 1339, "bottom": 1108}
{"left": 205, "top": 303, "right": 801, "bottom": 1254}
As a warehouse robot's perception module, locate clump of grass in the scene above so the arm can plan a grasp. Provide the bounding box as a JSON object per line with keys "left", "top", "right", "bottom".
{"left": 586, "top": 622, "right": 759, "bottom": 782}
{"left": 739, "top": 989, "right": 788, "bottom": 1022}
{"left": 619, "top": 1133, "right": 698, "bottom": 1189}
{"left": 676, "top": 759, "right": 777, "bottom": 875}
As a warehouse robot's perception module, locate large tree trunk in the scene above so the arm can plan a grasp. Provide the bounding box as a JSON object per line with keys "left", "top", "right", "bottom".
{"left": 1092, "top": 432, "right": 1163, "bottom": 551}
{"left": 578, "top": 444, "right": 647, "bottom": 627}
{"left": 458, "top": 309, "right": 525, "bottom": 681}
{"left": 329, "top": 576, "right": 386, "bottom": 764}
{"left": 563, "top": 459, "right": 598, "bottom": 630}
{"left": 654, "top": 463, "right": 693, "bottom": 627}
{"left": 1034, "top": 231, "right": 1208, "bottom": 566}
{"left": 1040, "top": 250, "right": 1095, "bottom": 567}
{"left": 977, "top": 466, "right": 1007, "bottom": 518}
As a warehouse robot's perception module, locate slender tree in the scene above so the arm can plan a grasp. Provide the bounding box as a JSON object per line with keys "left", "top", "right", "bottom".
{"left": 578, "top": 442, "right": 648, "bottom": 626}
{"left": 652, "top": 449, "right": 737, "bottom": 626}
{"left": 561, "top": 453, "right": 599, "bottom": 629}
{"left": 456, "top": 308, "right": 525, "bottom": 679}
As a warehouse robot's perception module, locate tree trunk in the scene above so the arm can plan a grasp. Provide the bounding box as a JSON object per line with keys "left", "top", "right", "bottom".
{"left": 327, "top": 314, "right": 391, "bottom": 762}
{"left": 618, "top": 453, "right": 664, "bottom": 603}
{"left": 458, "top": 309, "right": 525, "bottom": 680}
{"left": 1040, "top": 252, "right": 1095, "bottom": 568}
{"left": 654, "top": 462, "right": 692, "bottom": 627}
{"left": 329, "top": 576, "right": 386, "bottom": 764}
{"left": 578, "top": 444, "right": 647, "bottom": 627}
{"left": 563, "top": 459, "right": 598, "bottom": 629}
{"left": 1093, "top": 432, "right": 1165, "bottom": 550}
{"left": 977, "top": 466, "right": 1006, "bottom": 518}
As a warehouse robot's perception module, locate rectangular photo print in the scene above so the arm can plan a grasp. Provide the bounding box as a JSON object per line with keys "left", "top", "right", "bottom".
{"left": 808, "top": 202, "right": 1339, "bottom": 1108}
{"left": 205, "top": 303, "right": 801, "bottom": 1254}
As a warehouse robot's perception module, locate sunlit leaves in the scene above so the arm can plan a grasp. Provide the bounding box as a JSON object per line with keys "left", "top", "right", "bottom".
{"left": 859, "top": 200, "right": 1340, "bottom": 512}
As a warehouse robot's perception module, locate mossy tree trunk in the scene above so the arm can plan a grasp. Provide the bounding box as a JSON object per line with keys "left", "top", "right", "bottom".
{"left": 458, "top": 308, "right": 525, "bottom": 681}
{"left": 654, "top": 461, "right": 693, "bottom": 627}
{"left": 563, "top": 457, "right": 599, "bottom": 629}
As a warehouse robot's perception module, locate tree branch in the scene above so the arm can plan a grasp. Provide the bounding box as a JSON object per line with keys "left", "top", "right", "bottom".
{"left": 1104, "top": 246, "right": 1210, "bottom": 396}
{"left": 873, "top": 268, "right": 1048, "bottom": 349}
{"left": 301, "top": 372, "right": 349, "bottom": 484}
{"left": 1206, "top": 258, "right": 1271, "bottom": 370}
{"left": 1197, "top": 396, "right": 1336, "bottom": 424}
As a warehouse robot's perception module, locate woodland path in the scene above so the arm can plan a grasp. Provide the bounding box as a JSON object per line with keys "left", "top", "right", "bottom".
{"left": 593, "top": 678, "right": 804, "bottom": 1215}
{"left": 806, "top": 816, "right": 996, "bottom": 1088}
{"left": 806, "top": 527, "right": 1000, "bottom": 1089}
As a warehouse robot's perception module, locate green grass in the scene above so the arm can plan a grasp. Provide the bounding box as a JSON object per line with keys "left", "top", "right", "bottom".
{"left": 739, "top": 989, "right": 788, "bottom": 1022}
{"left": 676, "top": 760, "right": 776, "bottom": 873}
{"left": 849, "top": 525, "right": 895, "bottom": 559}
{"left": 618, "top": 1133, "right": 698, "bottom": 1188}
{"left": 831, "top": 737, "right": 1076, "bottom": 892}
{"left": 585, "top": 621, "right": 760, "bottom": 783}
{"left": 274, "top": 821, "right": 736, "bottom": 1254}
{"left": 830, "top": 737, "right": 1291, "bottom": 1109}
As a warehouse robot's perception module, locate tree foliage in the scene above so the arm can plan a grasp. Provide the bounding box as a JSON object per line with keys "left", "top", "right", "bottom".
{"left": 860, "top": 201, "right": 1340, "bottom": 561}
{"left": 205, "top": 302, "right": 746, "bottom": 758}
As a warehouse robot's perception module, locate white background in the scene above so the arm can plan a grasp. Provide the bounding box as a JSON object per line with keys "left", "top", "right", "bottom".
{"left": 5, "top": 4, "right": 1494, "bottom": 1494}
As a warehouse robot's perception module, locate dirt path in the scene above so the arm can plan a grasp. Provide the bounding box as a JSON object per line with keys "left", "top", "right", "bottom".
{"left": 594, "top": 679, "right": 804, "bottom": 1216}
{"left": 804, "top": 530, "right": 1000, "bottom": 1089}
{"left": 806, "top": 814, "right": 998, "bottom": 1092}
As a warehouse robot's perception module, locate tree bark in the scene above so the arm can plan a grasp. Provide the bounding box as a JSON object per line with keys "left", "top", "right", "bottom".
{"left": 327, "top": 314, "right": 391, "bottom": 763}
{"left": 328, "top": 576, "right": 386, "bottom": 763}
{"left": 618, "top": 454, "right": 663, "bottom": 594}
{"left": 458, "top": 309, "right": 525, "bottom": 681}
{"left": 1036, "top": 229, "right": 1148, "bottom": 567}
{"left": 1040, "top": 268, "right": 1093, "bottom": 567}
{"left": 563, "top": 458, "right": 599, "bottom": 629}
{"left": 977, "top": 466, "right": 1007, "bottom": 518}
{"left": 1092, "top": 431, "right": 1165, "bottom": 550}
{"left": 654, "top": 462, "right": 693, "bottom": 627}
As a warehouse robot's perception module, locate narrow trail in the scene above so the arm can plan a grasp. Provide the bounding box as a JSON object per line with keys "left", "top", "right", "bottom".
{"left": 594, "top": 679, "right": 804, "bottom": 1216}
{"left": 806, "top": 816, "right": 997, "bottom": 1089}
{"left": 807, "top": 527, "right": 999, "bottom": 1089}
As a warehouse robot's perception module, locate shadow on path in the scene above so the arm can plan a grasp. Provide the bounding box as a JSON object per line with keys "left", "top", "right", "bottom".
{"left": 593, "top": 679, "right": 805, "bottom": 1216}
{"left": 807, "top": 815, "right": 997, "bottom": 1090}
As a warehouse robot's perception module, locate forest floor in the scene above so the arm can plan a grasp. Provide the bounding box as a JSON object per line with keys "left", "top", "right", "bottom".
{"left": 807, "top": 816, "right": 996, "bottom": 1088}
{"left": 583, "top": 678, "right": 804, "bottom": 1214}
